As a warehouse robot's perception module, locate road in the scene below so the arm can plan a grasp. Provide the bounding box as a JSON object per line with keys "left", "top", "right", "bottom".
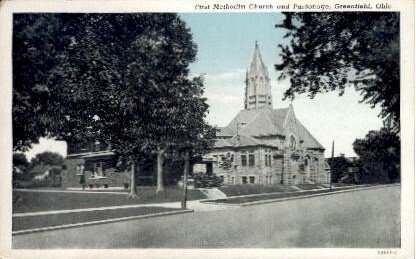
{"left": 13, "top": 185, "right": 400, "bottom": 249}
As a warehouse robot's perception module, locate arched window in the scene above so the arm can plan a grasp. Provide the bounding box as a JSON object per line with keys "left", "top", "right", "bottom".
{"left": 289, "top": 135, "right": 296, "bottom": 150}
{"left": 305, "top": 155, "right": 310, "bottom": 166}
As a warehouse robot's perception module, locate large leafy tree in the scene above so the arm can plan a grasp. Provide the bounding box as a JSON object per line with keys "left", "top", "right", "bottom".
{"left": 353, "top": 128, "right": 400, "bottom": 183}
{"left": 14, "top": 13, "right": 214, "bottom": 198}
{"left": 275, "top": 12, "right": 400, "bottom": 132}
{"left": 13, "top": 14, "right": 106, "bottom": 151}
{"left": 327, "top": 156, "right": 356, "bottom": 184}
{"left": 13, "top": 153, "right": 29, "bottom": 179}
{"left": 90, "top": 15, "right": 215, "bottom": 197}
{"left": 13, "top": 14, "right": 67, "bottom": 151}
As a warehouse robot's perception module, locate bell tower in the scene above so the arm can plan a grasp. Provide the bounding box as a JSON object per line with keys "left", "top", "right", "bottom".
{"left": 244, "top": 42, "right": 273, "bottom": 110}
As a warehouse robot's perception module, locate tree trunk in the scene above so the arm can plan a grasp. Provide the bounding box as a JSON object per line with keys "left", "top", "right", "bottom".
{"left": 181, "top": 151, "right": 189, "bottom": 210}
{"left": 128, "top": 162, "right": 139, "bottom": 199}
{"left": 156, "top": 148, "right": 165, "bottom": 193}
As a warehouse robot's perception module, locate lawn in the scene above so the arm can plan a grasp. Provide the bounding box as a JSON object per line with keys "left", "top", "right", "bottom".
{"left": 13, "top": 187, "right": 206, "bottom": 213}
{"left": 218, "top": 184, "right": 296, "bottom": 197}
{"left": 207, "top": 186, "right": 358, "bottom": 205}
{"left": 13, "top": 206, "right": 180, "bottom": 232}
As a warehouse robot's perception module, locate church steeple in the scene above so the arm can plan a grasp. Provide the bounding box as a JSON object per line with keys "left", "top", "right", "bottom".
{"left": 244, "top": 42, "right": 273, "bottom": 110}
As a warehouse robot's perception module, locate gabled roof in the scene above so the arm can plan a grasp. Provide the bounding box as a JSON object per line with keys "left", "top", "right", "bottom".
{"left": 214, "top": 135, "right": 277, "bottom": 149}
{"left": 214, "top": 138, "right": 234, "bottom": 148}
{"left": 297, "top": 121, "right": 324, "bottom": 149}
{"left": 216, "top": 127, "right": 235, "bottom": 137}
{"left": 215, "top": 106, "right": 324, "bottom": 150}
{"left": 224, "top": 108, "right": 288, "bottom": 137}
{"left": 29, "top": 165, "right": 51, "bottom": 175}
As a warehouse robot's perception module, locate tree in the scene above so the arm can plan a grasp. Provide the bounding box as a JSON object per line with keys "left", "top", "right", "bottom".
{"left": 13, "top": 14, "right": 215, "bottom": 198}
{"left": 353, "top": 128, "right": 400, "bottom": 183}
{"left": 275, "top": 13, "right": 400, "bottom": 132}
{"left": 327, "top": 156, "right": 353, "bottom": 184}
{"left": 13, "top": 153, "right": 29, "bottom": 171}
{"left": 13, "top": 14, "right": 108, "bottom": 152}
{"left": 29, "top": 151, "right": 65, "bottom": 168}
{"left": 218, "top": 152, "right": 233, "bottom": 171}
{"left": 13, "top": 153, "right": 29, "bottom": 182}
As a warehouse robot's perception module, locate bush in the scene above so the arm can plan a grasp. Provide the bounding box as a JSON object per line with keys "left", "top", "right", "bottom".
{"left": 193, "top": 172, "right": 223, "bottom": 188}
{"left": 15, "top": 177, "right": 61, "bottom": 188}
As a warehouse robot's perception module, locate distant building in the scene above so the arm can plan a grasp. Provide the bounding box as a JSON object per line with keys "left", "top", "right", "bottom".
{"left": 62, "top": 141, "right": 177, "bottom": 190}
{"left": 193, "top": 43, "right": 329, "bottom": 185}
{"left": 29, "top": 164, "right": 52, "bottom": 181}
{"left": 61, "top": 142, "right": 130, "bottom": 189}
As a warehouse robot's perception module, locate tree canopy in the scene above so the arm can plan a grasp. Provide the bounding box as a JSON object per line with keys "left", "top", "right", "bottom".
{"left": 14, "top": 13, "right": 214, "bottom": 150}
{"left": 13, "top": 153, "right": 29, "bottom": 172}
{"left": 353, "top": 128, "right": 400, "bottom": 183}
{"left": 30, "top": 151, "right": 65, "bottom": 167}
{"left": 14, "top": 13, "right": 215, "bottom": 196}
{"left": 275, "top": 12, "right": 400, "bottom": 132}
{"left": 327, "top": 156, "right": 352, "bottom": 183}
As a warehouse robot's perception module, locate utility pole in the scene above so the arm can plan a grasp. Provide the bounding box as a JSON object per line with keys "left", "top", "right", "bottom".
{"left": 330, "top": 140, "right": 334, "bottom": 190}
{"left": 181, "top": 150, "right": 190, "bottom": 210}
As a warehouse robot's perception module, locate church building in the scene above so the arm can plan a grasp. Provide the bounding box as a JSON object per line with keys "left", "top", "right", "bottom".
{"left": 194, "top": 43, "right": 330, "bottom": 185}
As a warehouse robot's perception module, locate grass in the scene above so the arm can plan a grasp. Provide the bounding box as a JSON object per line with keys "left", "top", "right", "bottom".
{"left": 218, "top": 184, "right": 296, "bottom": 197}
{"left": 206, "top": 186, "right": 358, "bottom": 205}
{"left": 13, "top": 187, "right": 205, "bottom": 213}
{"left": 13, "top": 206, "right": 179, "bottom": 232}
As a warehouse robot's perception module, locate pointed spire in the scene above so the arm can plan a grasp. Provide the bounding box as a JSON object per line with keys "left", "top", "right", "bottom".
{"left": 249, "top": 41, "right": 268, "bottom": 77}
{"left": 245, "top": 41, "right": 273, "bottom": 110}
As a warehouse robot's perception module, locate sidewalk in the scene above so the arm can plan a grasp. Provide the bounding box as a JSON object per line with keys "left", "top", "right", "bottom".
{"left": 12, "top": 199, "right": 232, "bottom": 235}
{"left": 203, "top": 184, "right": 399, "bottom": 206}
{"left": 13, "top": 198, "right": 230, "bottom": 218}
{"left": 13, "top": 184, "right": 398, "bottom": 235}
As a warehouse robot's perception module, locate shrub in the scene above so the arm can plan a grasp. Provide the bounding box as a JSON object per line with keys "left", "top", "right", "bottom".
{"left": 16, "top": 177, "right": 62, "bottom": 188}
{"left": 193, "top": 172, "right": 223, "bottom": 188}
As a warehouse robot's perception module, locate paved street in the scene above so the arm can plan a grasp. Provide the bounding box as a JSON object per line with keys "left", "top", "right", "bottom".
{"left": 13, "top": 185, "right": 400, "bottom": 249}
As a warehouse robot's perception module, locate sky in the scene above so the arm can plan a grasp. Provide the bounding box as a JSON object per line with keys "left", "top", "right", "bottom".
{"left": 24, "top": 13, "right": 383, "bottom": 160}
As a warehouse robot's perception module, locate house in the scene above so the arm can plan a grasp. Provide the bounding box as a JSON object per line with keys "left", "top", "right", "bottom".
{"left": 193, "top": 43, "right": 330, "bottom": 186}
{"left": 61, "top": 141, "right": 131, "bottom": 189}
{"left": 29, "top": 164, "right": 52, "bottom": 181}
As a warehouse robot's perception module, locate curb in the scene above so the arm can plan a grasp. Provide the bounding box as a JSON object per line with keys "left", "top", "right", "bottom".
{"left": 239, "top": 184, "right": 399, "bottom": 207}
{"left": 203, "top": 184, "right": 400, "bottom": 207}
{"left": 12, "top": 209, "right": 193, "bottom": 236}
{"left": 225, "top": 184, "right": 372, "bottom": 199}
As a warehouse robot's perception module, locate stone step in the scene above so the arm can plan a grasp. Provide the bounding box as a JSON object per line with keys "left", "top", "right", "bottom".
{"left": 199, "top": 188, "right": 227, "bottom": 199}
